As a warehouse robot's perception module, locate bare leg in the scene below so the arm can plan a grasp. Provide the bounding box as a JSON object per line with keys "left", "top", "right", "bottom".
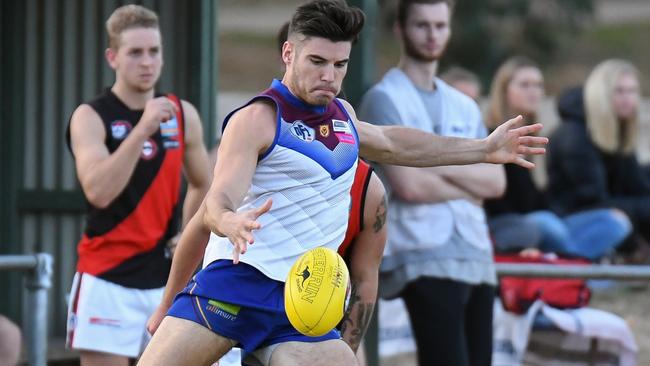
{"left": 80, "top": 351, "right": 129, "bottom": 366}
{"left": 138, "top": 316, "right": 236, "bottom": 366}
{"left": 269, "top": 339, "right": 357, "bottom": 366}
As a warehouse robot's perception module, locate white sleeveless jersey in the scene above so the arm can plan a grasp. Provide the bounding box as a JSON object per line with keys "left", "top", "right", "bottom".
{"left": 203, "top": 80, "right": 359, "bottom": 282}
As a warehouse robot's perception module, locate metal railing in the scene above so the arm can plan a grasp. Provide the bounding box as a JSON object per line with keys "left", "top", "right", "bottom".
{"left": 0, "top": 253, "right": 53, "bottom": 366}
{"left": 495, "top": 263, "right": 650, "bottom": 280}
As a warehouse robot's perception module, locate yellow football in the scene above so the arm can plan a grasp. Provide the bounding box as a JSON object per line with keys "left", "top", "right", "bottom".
{"left": 284, "top": 247, "right": 350, "bottom": 337}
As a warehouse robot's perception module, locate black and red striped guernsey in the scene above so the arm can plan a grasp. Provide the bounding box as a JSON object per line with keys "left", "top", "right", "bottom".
{"left": 65, "top": 89, "right": 185, "bottom": 289}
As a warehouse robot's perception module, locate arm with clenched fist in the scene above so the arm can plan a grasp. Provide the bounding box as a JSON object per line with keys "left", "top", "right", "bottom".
{"left": 69, "top": 96, "right": 178, "bottom": 208}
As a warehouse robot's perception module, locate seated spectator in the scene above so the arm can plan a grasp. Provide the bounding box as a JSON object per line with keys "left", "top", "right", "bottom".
{"left": 484, "top": 56, "right": 631, "bottom": 260}
{"left": 0, "top": 315, "right": 22, "bottom": 366}
{"left": 547, "top": 59, "right": 650, "bottom": 262}
{"left": 440, "top": 65, "right": 482, "bottom": 101}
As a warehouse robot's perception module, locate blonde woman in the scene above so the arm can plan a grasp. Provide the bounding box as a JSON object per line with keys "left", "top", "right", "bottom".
{"left": 485, "top": 57, "right": 630, "bottom": 260}
{"left": 547, "top": 59, "right": 649, "bottom": 258}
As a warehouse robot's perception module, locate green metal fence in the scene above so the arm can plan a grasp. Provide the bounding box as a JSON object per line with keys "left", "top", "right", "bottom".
{"left": 0, "top": 0, "right": 218, "bottom": 338}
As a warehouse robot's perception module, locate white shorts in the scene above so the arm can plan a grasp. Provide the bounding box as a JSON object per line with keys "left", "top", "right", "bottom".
{"left": 66, "top": 272, "right": 164, "bottom": 357}
{"left": 216, "top": 348, "right": 242, "bottom": 366}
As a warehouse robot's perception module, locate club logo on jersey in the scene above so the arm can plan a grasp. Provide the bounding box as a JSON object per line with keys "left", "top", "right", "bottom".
{"left": 289, "top": 120, "right": 315, "bottom": 142}
{"left": 141, "top": 138, "right": 158, "bottom": 160}
{"left": 110, "top": 120, "right": 132, "bottom": 140}
{"left": 331, "top": 119, "right": 352, "bottom": 134}
{"left": 319, "top": 124, "right": 330, "bottom": 138}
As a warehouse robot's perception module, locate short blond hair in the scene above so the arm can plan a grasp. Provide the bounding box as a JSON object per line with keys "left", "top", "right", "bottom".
{"left": 106, "top": 5, "right": 159, "bottom": 49}
{"left": 584, "top": 59, "right": 640, "bottom": 154}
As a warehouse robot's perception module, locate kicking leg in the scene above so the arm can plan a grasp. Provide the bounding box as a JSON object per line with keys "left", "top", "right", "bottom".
{"left": 138, "top": 316, "right": 236, "bottom": 366}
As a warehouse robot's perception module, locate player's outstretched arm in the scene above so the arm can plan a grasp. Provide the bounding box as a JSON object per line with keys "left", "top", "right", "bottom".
{"left": 202, "top": 100, "right": 276, "bottom": 263}
{"left": 339, "top": 100, "right": 547, "bottom": 168}
{"left": 340, "top": 173, "right": 387, "bottom": 353}
{"left": 359, "top": 115, "right": 546, "bottom": 168}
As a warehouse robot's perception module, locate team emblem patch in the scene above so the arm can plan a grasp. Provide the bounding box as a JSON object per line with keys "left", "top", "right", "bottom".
{"left": 141, "top": 138, "right": 158, "bottom": 160}
{"left": 289, "top": 120, "right": 315, "bottom": 142}
{"left": 110, "top": 120, "right": 131, "bottom": 140}
{"left": 319, "top": 124, "right": 330, "bottom": 138}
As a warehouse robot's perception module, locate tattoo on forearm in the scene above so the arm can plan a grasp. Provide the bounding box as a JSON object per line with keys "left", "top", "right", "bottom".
{"left": 373, "top": 193, "right": 387, "bottom": 233}
{"left": 341, "top": 285, "right": 359, "bottom": 336}
{"left": 340, "top": 283, "right": 376, "bottom": 352}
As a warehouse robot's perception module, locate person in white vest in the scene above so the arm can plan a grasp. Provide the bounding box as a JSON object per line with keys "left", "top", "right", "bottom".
{"left": 359, "top": 1, "right": 505, "bottom": 365}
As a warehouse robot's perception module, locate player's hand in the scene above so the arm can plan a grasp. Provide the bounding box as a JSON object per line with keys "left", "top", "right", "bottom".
{"left": 219, "top": 199, "right": 273, "bottom": 264}
{"left": 146, "top": 305, "right": 169, "bottom": 335}
{"left": 136, "top": 97, "right": 179, "bottom": 137}
{"left": 484, "top": 115, "right": 548, "bottom": 169}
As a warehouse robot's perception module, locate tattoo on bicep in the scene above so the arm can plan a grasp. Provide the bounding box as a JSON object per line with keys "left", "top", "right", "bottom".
{"left": 340, "top": 283, "right": 376, "bottom": 351}
{"left": 373, "top": 193, "right": 387, "bottom": 233}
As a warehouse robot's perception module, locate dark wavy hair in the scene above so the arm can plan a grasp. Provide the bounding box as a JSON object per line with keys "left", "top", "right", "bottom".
{"left": 288, "top": 0, "right": 365, "bottom": 44}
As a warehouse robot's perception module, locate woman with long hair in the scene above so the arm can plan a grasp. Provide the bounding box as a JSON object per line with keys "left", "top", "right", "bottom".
{"left": 547, "top": 59, "right": 649, "bottom": 260}
{"left": 485, "top": 56, "right": 631, "bottom": 260}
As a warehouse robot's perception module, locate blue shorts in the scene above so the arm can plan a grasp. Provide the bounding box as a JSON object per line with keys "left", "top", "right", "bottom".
{"left": 167, "top": 260, "right": 340, "bottom": 353}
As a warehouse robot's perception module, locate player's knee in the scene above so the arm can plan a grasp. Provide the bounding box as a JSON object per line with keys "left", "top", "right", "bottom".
{"left": 307, "top": 341, "right": 356, "bottom": 365}
{"left": 270, "top": 340, "right": 356, "bottom": 366}
{"left": 334, "top": 343, "right": 357, "bottom": 366}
